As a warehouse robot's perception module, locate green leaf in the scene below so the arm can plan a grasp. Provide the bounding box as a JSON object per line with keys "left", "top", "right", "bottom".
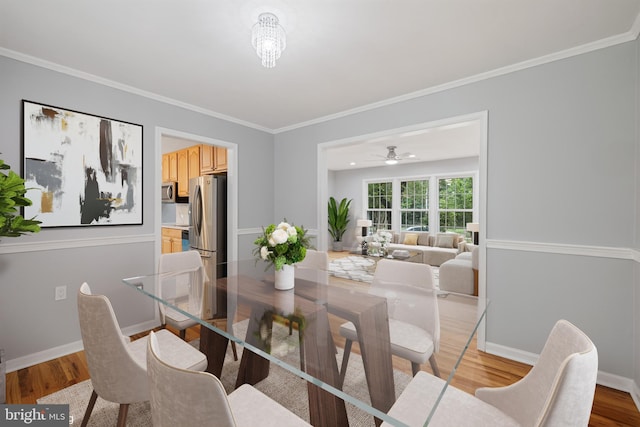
{"left": 0, "top": 158, "right": 41, "bottom": 239}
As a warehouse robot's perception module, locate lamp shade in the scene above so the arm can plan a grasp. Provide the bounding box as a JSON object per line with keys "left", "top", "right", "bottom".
{"left": 466, "top": 222, "right": 479, "bottom": 232}
{"left": 357, "top": 219, "right": 373, "bottom": 227}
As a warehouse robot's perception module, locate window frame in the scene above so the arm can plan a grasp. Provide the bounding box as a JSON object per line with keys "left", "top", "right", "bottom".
{"left": 363, "top": 172, "right": 477, "bottom": 234}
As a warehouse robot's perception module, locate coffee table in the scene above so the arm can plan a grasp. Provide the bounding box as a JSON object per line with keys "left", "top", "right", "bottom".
{"left": 354, "top": 249, "right": 422, "bottom": 264}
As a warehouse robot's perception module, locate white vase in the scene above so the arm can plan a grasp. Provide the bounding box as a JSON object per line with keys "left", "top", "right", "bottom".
{"left": 274, "top": 264, "right": 295, "bottom": 290}
{"left": 274, "top": 288, "right": 295, "bottom": 314}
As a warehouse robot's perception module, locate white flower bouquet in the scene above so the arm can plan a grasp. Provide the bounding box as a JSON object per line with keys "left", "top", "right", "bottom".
{"left": 253, "top": 220, "right": 311, "bottom": 270}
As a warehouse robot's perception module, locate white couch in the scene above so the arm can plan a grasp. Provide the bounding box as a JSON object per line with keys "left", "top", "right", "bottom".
{"left": 384, "top": 231, "right": 466, "bottom": 267}
{"left": 439, "top": 246, "right": 479, "bottom": 295}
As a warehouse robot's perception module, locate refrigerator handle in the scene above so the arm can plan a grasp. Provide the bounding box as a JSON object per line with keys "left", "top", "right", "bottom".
{"left": 192, "top": 184, "right": 203, "bottom": 237}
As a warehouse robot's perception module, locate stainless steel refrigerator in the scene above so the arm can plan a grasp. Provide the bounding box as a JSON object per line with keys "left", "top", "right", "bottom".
{"left": 189, "top": 175, "right": 226, "bottom": 319}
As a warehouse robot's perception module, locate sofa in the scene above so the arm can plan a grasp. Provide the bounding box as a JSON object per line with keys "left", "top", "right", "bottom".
{"left": 439, "top": 246, "right": 479, "bottom": 295}
{"left": 383, "top": 231, "right": 466, "bottom": 267}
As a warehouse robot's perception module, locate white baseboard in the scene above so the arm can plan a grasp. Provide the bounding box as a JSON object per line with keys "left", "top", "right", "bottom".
{"left": 632, "top": 382, "right": 640, "bottom": 413}
{"left": 485, "top": 341, "right": 637, "bottom": 395}
{"left": 5, "top": 319, "right": 160, "bottom": 373}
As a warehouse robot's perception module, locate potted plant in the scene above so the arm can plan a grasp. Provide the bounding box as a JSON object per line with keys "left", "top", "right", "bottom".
{"left": 0, "top": 158, "right": 41, "bottom": 239}
{"left": 328, "top": 196, "right": 352, "bottom": 251}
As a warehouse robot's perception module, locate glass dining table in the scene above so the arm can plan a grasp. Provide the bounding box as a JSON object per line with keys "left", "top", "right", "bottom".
{"left": 122, "top": 259, "right": 488, "bottom": 427}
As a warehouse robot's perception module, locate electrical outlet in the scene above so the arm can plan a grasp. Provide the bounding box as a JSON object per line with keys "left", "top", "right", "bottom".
{"left": 55, "top": 285, "right": 67, "bottom": 301}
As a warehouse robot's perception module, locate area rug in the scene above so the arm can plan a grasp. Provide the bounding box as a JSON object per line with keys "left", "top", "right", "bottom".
{"left": 329, "top": 255, "right": 439, "bottom": 287}
{"left": 38, "top": 321, "right": 411, "bottom": 426}
{"left": 329, "top": 255, "right": 376, "bottom": 282}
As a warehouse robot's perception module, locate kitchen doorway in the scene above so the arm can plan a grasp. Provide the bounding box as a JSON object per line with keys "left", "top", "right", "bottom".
{"left": 156, "top": 127, "right": 238, "bottom": 263}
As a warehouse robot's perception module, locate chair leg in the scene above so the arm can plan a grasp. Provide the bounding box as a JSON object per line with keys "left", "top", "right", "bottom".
{"left": 338, "top": 339, "right": 353, "bottom": 388}
{"left": 179, "top": 328, "right": 186, "bottom": 340}
{"left": 80, "top": 389, "right": 98, "bottom": 427}
{"left": 116, "top": 404, "right": 129, "bottom": 427}
{"left": 428, "top": 354, "right": 441, "bottom": 377}
{"left": 411, "top": 362, "right": 421, "bottom": 377}
{"left": 231, "top": 341, "right": 239, "bottom": 361}
{"left": 299, "top": 338, "right": 306, "bottom": 372}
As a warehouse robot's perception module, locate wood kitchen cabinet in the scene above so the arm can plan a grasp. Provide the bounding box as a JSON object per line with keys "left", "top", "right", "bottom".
{"left": 163, "top": 145, "right": 208, "bottom": 197}
{"left": 162, "top": 154, "right": 169, "bottom": 182}
{"left": 200, "top": 144, "right": 215, "bottom": 174}
{"left": 161, "top": 227, "right": 183, "bottom": 254}
{"left": 162, "top": 152, "right": 178, "bottom": 183}
{"left": 188, "top": 145, "right": 200, "bottom": 180}
{"left": 176, "top": 146, "right": 200, "bottom": 197}
{"left": 200, "top": 144, "right": 227, "bottom": 174}
{"left": 214, "top": 146, "right": 227, "bottom": 172}
{"left": 168, "top": 152, "right": 178, "bottom": 182}
{"left": 177, "top": 149, "right": 189, "bottom": 197}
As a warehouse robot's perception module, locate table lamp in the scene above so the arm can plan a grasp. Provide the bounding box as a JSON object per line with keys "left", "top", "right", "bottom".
{"left": 466, "top": 222, "right": 479, "bottom": 245}
{"left": 357, "top": 219, "right": 373, "bottom": 254}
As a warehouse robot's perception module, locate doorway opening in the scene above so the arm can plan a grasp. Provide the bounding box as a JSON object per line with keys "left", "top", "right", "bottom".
{"left": 316, "top": 111, "right": 488, "bottom": 348}
{"left": 156, "top": 127, "right": 239, "bottom": 263}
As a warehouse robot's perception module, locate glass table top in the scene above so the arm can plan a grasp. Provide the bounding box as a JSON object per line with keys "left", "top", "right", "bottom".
{"left": 123, "top": 258, "right": 488, "bottom": 426}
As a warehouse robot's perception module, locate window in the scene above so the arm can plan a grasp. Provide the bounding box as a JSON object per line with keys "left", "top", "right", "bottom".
{"left": 364, "top": 175, "right": 474, "bottom": 234}
{"left": 400, "top": 179, "right": 429, "bottom": 231}
{"left": 438, "top": 177, "right": 473, "bottom": 234}
{"left": 367, "top": 181, "right": 392, "bottom": 230}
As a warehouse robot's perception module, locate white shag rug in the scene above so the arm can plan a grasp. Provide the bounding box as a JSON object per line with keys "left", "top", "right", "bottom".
{"left": 329, "top": 256, "right": 376, "bottom": 282}
{"left": 329, "top": 255, "right": 439, "bottom": 286}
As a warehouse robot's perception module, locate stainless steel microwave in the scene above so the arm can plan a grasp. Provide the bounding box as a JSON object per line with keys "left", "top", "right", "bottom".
{"left": 161, "top": 182, "right": 177, "bottom": 203}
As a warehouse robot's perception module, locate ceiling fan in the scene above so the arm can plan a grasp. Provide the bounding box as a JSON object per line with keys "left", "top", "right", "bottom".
{"left": 359, "top": 145, "right": 418, "bottom": 166}
{"left": 383, "top": 146, "right": 402, "bottom": 164}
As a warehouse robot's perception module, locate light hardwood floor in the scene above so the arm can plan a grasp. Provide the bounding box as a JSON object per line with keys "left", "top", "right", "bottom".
{"left": 6, "top": 252, "right": 640, "bottom": 426}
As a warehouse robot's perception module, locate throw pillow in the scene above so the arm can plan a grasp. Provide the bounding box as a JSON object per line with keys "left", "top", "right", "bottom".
{"left": 417, "top": 233, "right": 430, "bottom": 246}
{"left": 435, "top": 233, "right": 455, "bottom": 248}
{"left": 403, "top": 233, "right": 419, "bottom": 245}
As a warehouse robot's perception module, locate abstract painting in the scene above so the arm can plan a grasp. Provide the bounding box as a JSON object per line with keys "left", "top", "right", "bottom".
{"left": 22, "top": 101, "right": 143, "bottom": 227}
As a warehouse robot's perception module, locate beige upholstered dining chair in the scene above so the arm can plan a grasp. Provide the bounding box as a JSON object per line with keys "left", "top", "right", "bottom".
{"left": 381, "top": 319, "right": 598, "bottom": 427}
{"left": 159, "top": 250, "right": 238, "bottom": 360}
{"left": 77, "top": 282, "right": 207, "bottom": 427}
{"left": 146, "top": 331, "right": 311, "bottom": 427}
{"left": 339, "top": 259, "right": 440, "bottom": 383}
{"left": 295, "top": 249, "right": 329, "bottom": 284}
{"left": 158, "top": 250, "right": 207, "bottom": 340}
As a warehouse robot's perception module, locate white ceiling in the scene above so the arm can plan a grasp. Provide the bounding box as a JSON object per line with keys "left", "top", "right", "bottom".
{"left": 326, "top": 119, "right": 482, "bottom": 170}
{"left": 2, "top": 1, "right": 640, "bottom": 169}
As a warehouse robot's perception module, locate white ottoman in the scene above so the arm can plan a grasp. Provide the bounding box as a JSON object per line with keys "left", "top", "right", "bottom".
{"left": 438, "top": 247, "right": 478, "bottom": 295}
{"left": 439, "top": 258, "right": 474, "bottom": 295}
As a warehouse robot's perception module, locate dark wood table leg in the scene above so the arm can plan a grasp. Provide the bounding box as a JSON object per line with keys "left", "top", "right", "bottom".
{"left": 303, "top": 308, "right": 349, "bottom": 427}
{"left": 235, "top": 308, "right": 272, "bottom": 388}
{"left": 199, "top": 320, "right": 229, "bottom": 378}
{"left": 355, "top": 302, "right": 395, "bottom": 426}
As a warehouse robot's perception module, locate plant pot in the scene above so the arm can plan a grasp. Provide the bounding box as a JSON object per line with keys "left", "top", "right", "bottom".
{"left": 274, "top": 264, "right": 295, "bottom": 290}
{"left": 332, "top": 241, "right": 344, "bottom": 252}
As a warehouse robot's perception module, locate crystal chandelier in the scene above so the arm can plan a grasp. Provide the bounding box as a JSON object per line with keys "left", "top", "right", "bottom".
{"left": 251, "top": 12, "right": 286, "bottom": 68}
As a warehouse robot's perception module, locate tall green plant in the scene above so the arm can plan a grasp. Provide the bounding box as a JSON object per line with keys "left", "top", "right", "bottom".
{"left": 328, "top": 196, "right": 352, "bottom": 242}
{"left": 0, "top": 158, "right": 41, "bottom": 238}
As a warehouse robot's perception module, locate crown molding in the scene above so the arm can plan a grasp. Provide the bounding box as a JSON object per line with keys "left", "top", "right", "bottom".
{"left": 273, "top": 28, "right": 640, "bottom": 134}
{"left": 0, "top": 47, "right": 273, "bottom": 134}
{"left": 2, "top": 21, "right": 639, "bottom": 136}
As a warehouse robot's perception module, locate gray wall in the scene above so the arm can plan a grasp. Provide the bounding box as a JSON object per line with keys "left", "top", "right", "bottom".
{"left": 0, "top": 55, "right": 274, "bottom": 365}
{"left": 329, "top": 157, "right": 478, "bottom": 249}
{"left": 275, "top": 41, "right": 639, "bottom": 381}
